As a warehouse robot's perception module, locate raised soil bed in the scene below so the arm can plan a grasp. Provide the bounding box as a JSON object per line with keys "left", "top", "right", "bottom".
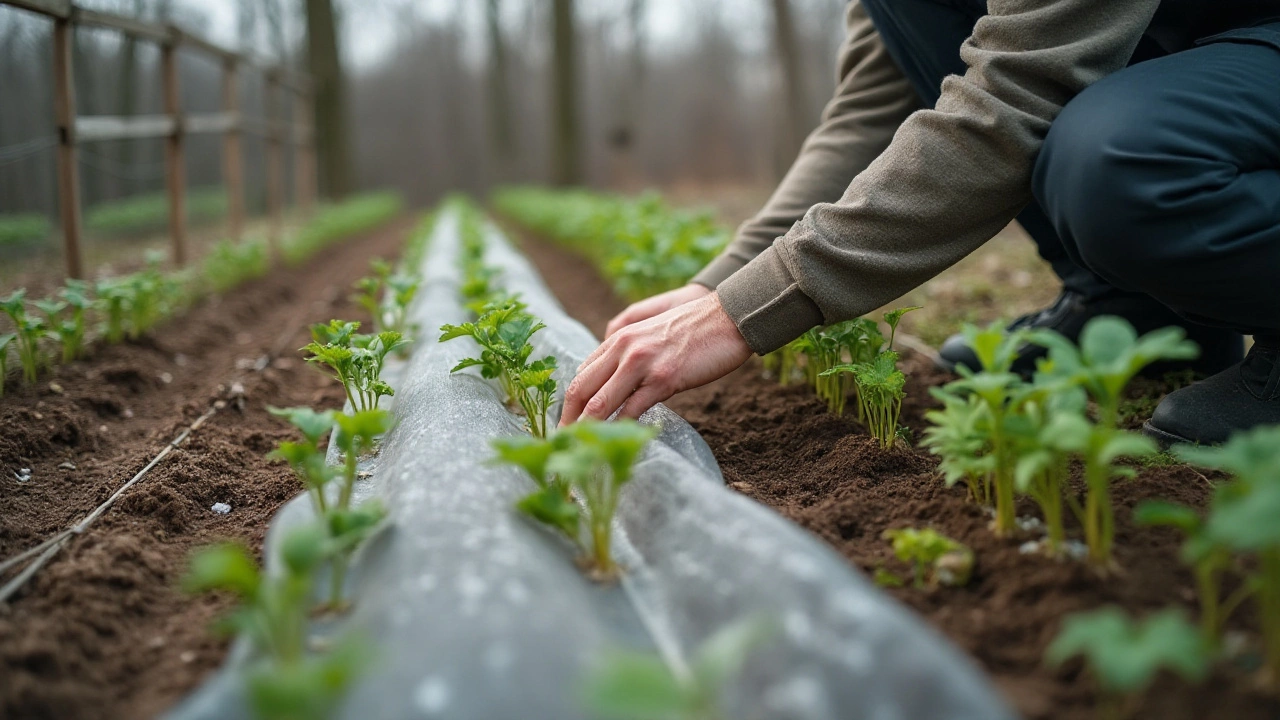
{"left": 513, "top": 226, "right": 1280, "bottom": 720}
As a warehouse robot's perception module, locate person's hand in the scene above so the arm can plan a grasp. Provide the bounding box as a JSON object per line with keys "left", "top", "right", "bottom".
{"left": 604, "top": 283, "right": 711, "bottom": 338}
{"left": 561, "top": 293, "right": 752, "bottom": 425}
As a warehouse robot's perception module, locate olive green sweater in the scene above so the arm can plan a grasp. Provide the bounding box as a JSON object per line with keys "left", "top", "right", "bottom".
{"left": 693, "top": 0, "right": 1164, "bottom": 354}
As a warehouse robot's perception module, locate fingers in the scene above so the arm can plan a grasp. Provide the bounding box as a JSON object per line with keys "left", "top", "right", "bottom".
{"left": 617, "top": 384, "right": 668, "bottom": 421}
{"left": 560, "top": 347, "right": 620, "bottom": 426}
{"left": 579, "top": 368, "right": 641, "bottom": 422}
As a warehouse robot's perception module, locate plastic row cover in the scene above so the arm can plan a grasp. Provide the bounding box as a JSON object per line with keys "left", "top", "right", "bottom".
{"left": 169, "top": 209, "right": 1015, "bottom": 720}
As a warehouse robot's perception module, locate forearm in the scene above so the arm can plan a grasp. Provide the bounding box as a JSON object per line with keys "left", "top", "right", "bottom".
{"left": 718, "top": 0, "right": 1162, "bottom": 354}
{"left": 692, "top": 0, "right": 919, "bottom": 289}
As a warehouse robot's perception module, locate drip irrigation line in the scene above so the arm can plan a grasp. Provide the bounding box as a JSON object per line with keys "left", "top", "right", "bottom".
{"left": 0, "top": 404, "right": 218, "bottom": 605}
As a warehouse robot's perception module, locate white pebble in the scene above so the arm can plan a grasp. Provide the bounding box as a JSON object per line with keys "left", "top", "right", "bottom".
{"left": 211, "top": 502, "right": 232, "bottom": 514}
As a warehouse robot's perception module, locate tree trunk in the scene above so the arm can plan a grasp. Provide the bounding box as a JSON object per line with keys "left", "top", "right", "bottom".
{"left": 486, "top": 0, "right": 515, "bottom": 167}
{"left": 305, "top": 0, "right": 351, "bottom": 199}
{"left": 550, "top": 0, "right": 580, "bottom": 186}
{"left": 769, "top": 0, "right": 808, "bottom": 178}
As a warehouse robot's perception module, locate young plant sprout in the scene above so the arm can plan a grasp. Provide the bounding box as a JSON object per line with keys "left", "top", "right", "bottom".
{"left": 1170, "top": 425, "right": 1280, "bottom": 685}
{"left": 0, "top": 332, "right": 14, "bottom": 394}
{"left": 1046, "top": 607, "right": 1209, "bottom": 720}
{"left": 1006, "top": 382, "right": 1089, "bottom": 557}
{"left": 440, "top": 300, "right": 559, "bottom": 437}
{"left": 56, "top": 280, "right": 91, "bottom": 362}
{"left": 494, "top": 419, "right": 657, "bottom": 581}
{"left": 582, "top": 616, "right": 774, "bottom": 720}
{"left": 761, "top": 345, "right": 798, "bottom": 386}
{"left": 881, "top": 527, "right": 974, "bottom": 589}
{"left": 923, "top": 323, "right": 1030, "bottom": 536}
{"left": 1030, "top": 317, "right": 1198, "bottom": 567}
{"left": 1, "top": 290, "right": 48, "bottom": 384}
{"left": 183, "top": 525, "right": 368, "bottom": 720}
{"left": 302, "top": 320, "right": 406, "bottom": 412}
{"left": 268, "top": 406, "right": 391, "bottom": 611}
{"left": 94, "top": 277, "right": 132, "bottom": 344}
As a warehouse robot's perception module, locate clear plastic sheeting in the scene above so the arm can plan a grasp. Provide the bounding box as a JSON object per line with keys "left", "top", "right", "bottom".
{"left": 168, "top": 209, "right": 1016, "bottom": 720}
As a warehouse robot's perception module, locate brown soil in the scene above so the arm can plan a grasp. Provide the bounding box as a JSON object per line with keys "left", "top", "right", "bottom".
{"left": 0, "top": 216, "right": 414, "bottom": 720}
{"left": 514, "top": 228, "right": 1280, "bottom": 720}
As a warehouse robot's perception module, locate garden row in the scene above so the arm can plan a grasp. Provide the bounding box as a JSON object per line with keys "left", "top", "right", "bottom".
{"left": 499, "top": 187, "right": 1280, "bottom": 718}
{"left": 175, "top": 197, "right": 1010, "bottom": 720}
{"left": 0, "top": 186, "right": 231, "bottom": 249}
{"left": 0, "top": 192, "right": 402, "bottom": 397}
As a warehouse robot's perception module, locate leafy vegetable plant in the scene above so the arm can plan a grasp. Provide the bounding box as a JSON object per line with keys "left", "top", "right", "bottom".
{"left": 184, "top": 525, "right": 368, "bottom": 720}
{"left": 0, "top": 332, "right": 14, "bottom": 395}
{"left": 56, "top": 280, "right": 91, "bottom": 362}
{"left": 881, "top": 527, "right": 974, "bottom": 589}
{"left": 1148, "top": 425, "right": 1280, "bottom": 684}
{"left": 440, "top": 300, "right": 559, "bottom": 438}
{"left": 1047, "top": 607, "right": 1209, "bottom": 720}
{"left": 268, "top": 406, "right": 392, "bottom": 610}
{"left": 493, "top": 419, "right": 657, "bottom": 581}
{"left": 303, "top": 320, "right": 406, "bottom": 412}
{"left": 582, "top": 616, "right": 774, "bottom": 720}
{"left": 1, "top": 289, "right": 47, "bottom": 384}
{"left": 94, "top": 277, "right": 132, "bottom": 344}
{"left": 1030, "top": 317, "right": 1198, "bottom": 567}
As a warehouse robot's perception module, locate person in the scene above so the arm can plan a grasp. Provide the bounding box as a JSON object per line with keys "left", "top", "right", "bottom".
{"left": 559, "top": 0, "right": 1280, "bottom": 447}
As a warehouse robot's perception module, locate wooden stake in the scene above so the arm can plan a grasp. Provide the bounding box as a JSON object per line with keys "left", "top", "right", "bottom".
{"left": 161, "top": 39, "right": 187, "bottom": 267}
{"left": 52, "top": 18, "right": 84, "bottom": 280}
{"left": 221, "top": 58, "right": 245, "bottom": 243}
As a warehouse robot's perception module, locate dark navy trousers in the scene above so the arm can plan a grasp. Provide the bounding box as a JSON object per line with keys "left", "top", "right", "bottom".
{"left": 859, "top": 0, "right": 1280, "bottom": 336}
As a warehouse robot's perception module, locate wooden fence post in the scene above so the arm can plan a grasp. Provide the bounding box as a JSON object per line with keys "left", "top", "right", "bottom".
{"left": 161, "top": 35, "right": 188, "bottom": 267}
{"left": 52, "top": 17, "right": 84, "bottom": 280}
{"left": 221, "top": 57, "right": 245, "bottom": 243}
{"left": 264, "top": 70, "right": 284, "bottom": 254}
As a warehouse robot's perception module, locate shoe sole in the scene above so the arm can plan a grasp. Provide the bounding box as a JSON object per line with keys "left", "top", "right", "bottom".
{"left": 1141, "top": 421, "right": 1199, "bottom": 451}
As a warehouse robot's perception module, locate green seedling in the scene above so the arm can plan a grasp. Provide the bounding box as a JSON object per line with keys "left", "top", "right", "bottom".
{"left": 1005, "top": 382, "right": 1089, "bottom": 557}
{"left": 817, "top": 307, "right": 919, "bottom": 445}
{"left": 1047, "top": 607, "right": 1210, "bottom": 720}
{"left": 495, "top": 420, "right": 656, "bottom": 580}
{"left": 923, "top": 323, "right": 1030, "bottom": 536}
{"left": 1, "top": 289, "right": 47, "bottom": 384}
{"left": 56, "top": 280, "right": 91, "bottom": 362}
{"left": 882, "top": 527, "right": 973, "bottom": 589}
{"left": 268, "top": 406, "right": 339, "bottom": 515}
{"left": 761, "top": 345, "right": 799, "bottom": 386}
{"left": 1174, "top": 425, "right": 1280, "bottom": 685}
{"left": 268, "top": 406, "right": 388, "bottom": 611}
{"left": 184, "top": 525, "right": 368, "bottom": 720}
{"left": 321, "top": 409, "right": 394, "bottom": 608}
{"left": 441, "top": 301, "right": 559, "bottom": 437}
{"left": 0, "top": 332, "right": 14, "bottom": 395}
{"left": 582, "top": 616, "right": 774, "bottom": 720}
{"left": 203, "top": 238, "right": 269, "bottom": 293}
{"left": 1031, "top": 317, "right": 1198, "bottom": 567}
{"left": 303, "top": 320, "right": 406, "bottom": 412}
{"left": 94, "top": 277, "right": 132, "bottom": 344}
{"left": 1133, "top": 501, "right": 1242, "bottom": 646}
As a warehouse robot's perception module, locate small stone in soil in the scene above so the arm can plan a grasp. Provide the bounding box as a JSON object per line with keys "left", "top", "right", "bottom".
{"left": 159, "top": 372, "right": 173, "bottom": 384}
{"left": 1018, "top": 540, "right": 1042, "bottom": 555}
{"left": 1016, "top": 516, "right": 1045, "bottom": 533}
{"left": 180, "top": 651, "right": 196, "bottom": 663}
{"left": 59, "top": 462, "right": 76, "bottom": 470}
{"left": 211, "top": 502, "right": 232, "bottom": 514}
{"left": 1062, "top": 540, "right": 1089, "bottom": 560}
{"left": 48, "top": 382, "right": 64, "bottom": 394}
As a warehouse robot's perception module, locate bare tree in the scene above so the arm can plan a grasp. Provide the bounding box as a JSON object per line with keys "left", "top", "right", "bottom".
{"left": 550, "top": 0, "right": 580, "bottom": 186}
{"left": 305, "top": 0, "right": 351, "bottom": 198}
{"left": 769, "top": 0, "right": 808, "bottom": 178}
{"left": 486, "top": 0, "right": 515, "bottom": 168}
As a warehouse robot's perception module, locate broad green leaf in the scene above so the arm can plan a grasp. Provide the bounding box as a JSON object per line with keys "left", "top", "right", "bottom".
{"left": 183, "top": 543, "right": 260, "bottom": 598}
{"left": 515, "top": 485, "right": 581, "bottom": 538}
{"left": 268, "top": 406, "right": 336, "bottom": 445}
{"left": 1133, "top": 501, "right": 1201, "bottom": 534}
{"left": 491, "top": 435, "right": 556, "bottom": 485}
{"left": 1046, "top": 607, "right": 1210, "bottom": 694}
{"left": 279, "top": 522, "right": 331, "bottom": 576}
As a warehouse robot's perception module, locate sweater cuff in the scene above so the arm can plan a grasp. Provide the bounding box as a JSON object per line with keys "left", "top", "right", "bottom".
{"left": 715, "top": 246, "right": 825, "bottom": 355}
{"left": 690, "top": 253, "right": 748, "bottom": 290}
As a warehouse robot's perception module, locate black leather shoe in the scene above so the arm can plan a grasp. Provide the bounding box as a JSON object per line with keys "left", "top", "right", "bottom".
{"left": 936, "top": 290, "right": 1244, "bottom": 377}
{"left": 1144, "top": 336, "right": 1280, "bottom": 447}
